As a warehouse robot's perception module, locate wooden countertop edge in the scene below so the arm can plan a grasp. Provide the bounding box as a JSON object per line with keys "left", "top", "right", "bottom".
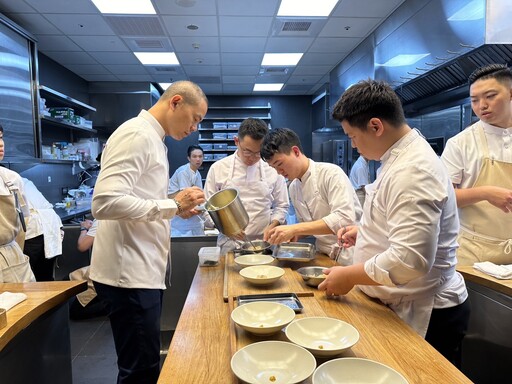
{"left": 457, "top": 265, "right": 512, "bottom": 297}
{"left": 0, "top": 280, "right": 87, "bottom": 351}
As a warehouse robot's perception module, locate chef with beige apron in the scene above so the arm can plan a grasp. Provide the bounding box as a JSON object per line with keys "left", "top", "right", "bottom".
{"left": 0, "top": 169, "right": 35, "bottom": 283}
{"left": 457, "top": 126, "right": 512, "bottom": 265}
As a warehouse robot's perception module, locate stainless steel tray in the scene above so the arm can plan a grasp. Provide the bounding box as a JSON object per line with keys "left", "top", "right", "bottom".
{"left": 272, "top": 242, "right": 315, "bottom": 262}
{"left": 236, "top": 293, "right": 304, "bottom": 313}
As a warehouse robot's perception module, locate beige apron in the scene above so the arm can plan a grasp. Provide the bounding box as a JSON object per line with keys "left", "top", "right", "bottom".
{"left": 457, "top": 126, "right": 512, "bottom": 265}
{"left": 0, "top": 178, "right": 35, "bottom": 283}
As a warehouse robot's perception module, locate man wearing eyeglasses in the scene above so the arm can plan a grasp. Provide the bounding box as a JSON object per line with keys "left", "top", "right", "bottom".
{"left": 204, "top": 118, "right": 289, "bottom": 252}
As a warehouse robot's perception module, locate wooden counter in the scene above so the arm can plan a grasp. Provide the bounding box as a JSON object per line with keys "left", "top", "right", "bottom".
{"left": 158, "top": 254, "right": 472, "bottom": 384}
{"left": 457, "top": 265, "right": 512, "bottom": 297}
{"left": 0, "top": 281, "right": 87, "bottom": 384}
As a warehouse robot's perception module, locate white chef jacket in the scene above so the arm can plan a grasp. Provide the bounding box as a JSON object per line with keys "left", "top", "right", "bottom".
{"left": 355, "top": 129, "right": 467, "bottom": 337}
{"left": 22, "top": 178, "right": 63, "bottom": 258}
{"left": 441, "top": 120, "right": 512, "bottom": 188}
{"left": 90, "top": 110, "right": 179, "bottom": 289}
{"left": 169, "top": 163, "right": 204, "bottom": 236}
{"left": 289, "top": 160, "right": 362, "bottom": 255}
{"left": 204, "top": 152, "right": 288, "bottom": 244}
{"left": 349, "top": 156, "right": 370, "bottom": 190}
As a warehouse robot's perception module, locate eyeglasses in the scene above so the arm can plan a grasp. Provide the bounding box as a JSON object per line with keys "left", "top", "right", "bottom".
{"left": 238, "top": 144, "right": 261, "bottom": 158}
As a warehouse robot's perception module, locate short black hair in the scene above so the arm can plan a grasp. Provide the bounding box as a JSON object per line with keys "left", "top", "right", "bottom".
{"left": 469, "top": 63, "right": 512, "bottom": 86}
{"left": 332, "top": 79, "right": 406, "bottom": 130}
{"left": 0, "top": 124, "right": 3, "bottom": 133}
{"left": 238, "top": 118, "right": 268, "bottom": 141}
{"left": 260, "top": 128, "right": 303, "bottom": 161}
{"left": 187, "top": 145, "right": 203, "bottom": 157}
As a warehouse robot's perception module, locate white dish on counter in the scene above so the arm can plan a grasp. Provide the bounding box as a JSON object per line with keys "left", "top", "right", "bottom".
{"left": 231, "top": 340, "right": 316, "bottom": 384}
{"left": 239, "top": 265, "right": 284, "bottom": 285}
{"left": 234, "top": 254, "right": 274, "bottom": 267}
{"left": 312, "top": 357, "right": 408, "bottom": 384}
{"left": 231, "top": 301, "right": 295, "bottom": 335}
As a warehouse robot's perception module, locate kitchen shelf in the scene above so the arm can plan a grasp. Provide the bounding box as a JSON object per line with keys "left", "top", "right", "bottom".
{"left": 207, "top": 103, "right": 271, "bottom": 110}
{"left": 199, "top": 138, "right": 235, "bottom": 142}
{"left": 39, "top": 85, "right": 96, "bottom": 115}
{"left": 198, "top": 128, "right": 239, "bottom": 131}
{"left": 202, "top": 114, "right": 271, "bottom": 121}
{"left": 41, "top": 115, "right": 97, "bottom": 133}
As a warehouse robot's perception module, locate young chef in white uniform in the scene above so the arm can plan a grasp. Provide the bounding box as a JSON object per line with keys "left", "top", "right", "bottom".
{"left": 442, "top": 64, "right": 512, "bottom": 265}
{"left": 349, "top": 155, "right": 371, "bottom": 206}
{"left": 0, "top": 125, "right": 35, "bottom": 283}
{"left": 320, "top": 80, "right": 470, "bottom": 367}
{"left": 168, "top": 145, "right": 205, "bottom": 236}
{"left": 204, "top": 118, "right": 289, "bottom": 251}
{"left": 261, "top": 128, "right": 362, "bottom": 260}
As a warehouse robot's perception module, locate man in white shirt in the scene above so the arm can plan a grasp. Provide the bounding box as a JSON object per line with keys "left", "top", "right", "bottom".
{"left": 441, "top": 64, "right": 512, "bottom": 265}
{"left": 90, "top": 81, "right": 207, "bottom": 384}
{"left": 321, "top": 79, "right": 469, "bottom": 367}
{"left": 349, "top": 155, "right": 370, "bottom": 206}
{"left": 204, "top": 118, "right": 289, "bottom": 251}
{"left": 260, "top": 128, "right": 362, "bottom": 260}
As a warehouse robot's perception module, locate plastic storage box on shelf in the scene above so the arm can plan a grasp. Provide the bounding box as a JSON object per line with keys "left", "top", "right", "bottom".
{"left": 198, "top": 247, "right": 221, "bottom": 267}
{"left": 213, "top": 122, "right": 228, "bottom": 129}
{"left": 213, "top": 132, "right": 228, "bottom": 140}
{"left": 200, "top": 144, "right": 213, "bottom": 150}
{"left": 213, "top": 143, "right": 228, "bottom": 150}
{"left": 228, "top": 122, "right": 241, "bottom": 129}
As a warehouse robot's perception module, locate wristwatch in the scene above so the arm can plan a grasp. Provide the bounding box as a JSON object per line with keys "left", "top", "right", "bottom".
{"left": 80, "top": 227, "right": 89, "bottom": 232}
{"left": 173, "top": 199, "right": 183, "bottom": 215}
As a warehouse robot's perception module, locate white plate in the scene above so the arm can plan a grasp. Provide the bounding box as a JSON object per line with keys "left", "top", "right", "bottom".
{"left": 285, "top": 317, "right": 359, "bottom": 357}
{"left": 312, "top": 358, "right": 408, "bottom": 384}
{"left": 239, "top": 265, "right": 284, "bottom": 285}
{"left": 231, "top": 341, "right": 316, "bottom": 384}
{"left": 231, "top": 301, "right": 295, "bottom": 335}
{"left": 234, "top": 254, "right": 275, "bottom": 267}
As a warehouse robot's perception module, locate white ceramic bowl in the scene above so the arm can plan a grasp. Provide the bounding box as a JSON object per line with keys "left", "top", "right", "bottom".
{"left": 285, "top": 317, "right": 359, "bottom": 357}
{"left": 234, "top": 254, "right": 275, "bottom": 267}
{"left": 312, "top": 357, "right": 409, "bottom": 384}
{"left": 239, "top": 265, "right": 285, "bottom": 285}
{"left": 231, "top": 341, "right": 316, "bottom": 384}
{"left": 231, "top": 301, "right": 295, "bottom": 335}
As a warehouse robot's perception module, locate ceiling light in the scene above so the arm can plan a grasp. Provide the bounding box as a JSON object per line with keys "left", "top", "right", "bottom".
{"left": 134, "top": 52, "right": 180, "bottom": 65}
{"left": 277, "top": 0, "right": 339, "bottom": 17}
{"left": 254, "top": 84, "right": 284, "bottom": 92}
{"left": 376, "top": 53, "right": 430, "bottom": 67}
{"left": 91, "top": 0, "right": 156, "bottom": 14}
{"left": 262, "top": 53, "right": 303, "bottom": 66}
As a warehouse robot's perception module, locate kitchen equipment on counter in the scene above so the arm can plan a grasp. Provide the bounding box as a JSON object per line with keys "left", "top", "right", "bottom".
{"left": 237, "top": 293, "right": 304, "bottom": 313}
{"left": 312, "top": 357, "right": 408, "bottom": 384}
{"left": 234, "top": 254, "right": 275, "bottom": 267}
{"left": 273, "top": 242, "right": 316, "bottom": 261}
{"left": 206, "top": 188, "right": 249, "bottom": 238}
{"left": 285, "top": 317, "right": 360, "bottom": 357}
{"left": 297, "top": 266, "right": 327, "bottom": 287}
{"left": 198, "top": 247, "right": 221, "bottom": 267}
{"left": 231, "top": 302, "right": 295, "bottom": 336}
{"left": 231, "top": 340, "right": 316, "bottom": 383}
{"left": 239, "top": 265, "right": 284, "bottom": 285}
{"left": 239, "top": 239, "right": 273, "bottom": 255}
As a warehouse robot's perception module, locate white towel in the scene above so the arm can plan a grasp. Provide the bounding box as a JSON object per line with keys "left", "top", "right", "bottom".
{"left": 0, "top": 292, "right": 28, "bottom": 311}
{"left": 473, "top": 262, "right": 512, "bottom": 280}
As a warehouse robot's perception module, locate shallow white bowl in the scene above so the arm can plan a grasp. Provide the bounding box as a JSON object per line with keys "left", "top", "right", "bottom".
{"left": 239, "top": 265, "right": 285, "bottom": 285}
{"left": 231, "top": 301, "right": 295, "bottom": 335}
{"left": 285, "top": 317, "right": 359, "bottom": 357}
{"left": 234, "top": 254, "right": 275, "bottom": 267}
{"left": 312, "top": 357, "right": 409, "bottom": 384}
{"left": 231, "top": 341, "right": 316, "bottom": 384}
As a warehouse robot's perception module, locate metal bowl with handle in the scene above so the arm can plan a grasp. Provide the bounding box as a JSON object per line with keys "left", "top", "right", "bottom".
{"left": 206, "top": 188, "right": 249, "bottom": 238}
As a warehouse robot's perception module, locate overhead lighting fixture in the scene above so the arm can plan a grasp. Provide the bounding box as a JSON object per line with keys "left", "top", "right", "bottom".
{"left": 134, "top": 52, "right": 180, "bottom": 65}
{"left": 159, "top": 83, "right": 173, "bottom": 90}
{"left": 277, "top": 0, "right": 338, "bottom": 17}
{"left": 91, "top": 0, "right": 156, "bottom": 14}
{"left": 448, "top": 0, "right": 484, "bottom": 21}
{"left": 262, "top": 53, "right": 303, "bottom": 66}
{"left": 376, "top": 53, "right": 430, "bottom": 67}
{"left": 254, "top": 84, "right": 284, "bottom": 92}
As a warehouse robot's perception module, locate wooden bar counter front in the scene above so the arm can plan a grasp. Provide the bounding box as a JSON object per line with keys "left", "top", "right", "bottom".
{"left": 158, "top": 252, "right": 472, "bottom": 384}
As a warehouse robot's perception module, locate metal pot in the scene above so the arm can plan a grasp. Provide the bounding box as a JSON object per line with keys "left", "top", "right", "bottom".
{"left": 206, "top": 188, "right": 249, "bottom": 238}
{"left": 240, "top": 240, "right": 273, "bottom": 255}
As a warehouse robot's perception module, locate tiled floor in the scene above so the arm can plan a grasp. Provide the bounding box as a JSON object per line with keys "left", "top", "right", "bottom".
{"left": 69, "top": 317, "right": 174, "bottom": 383}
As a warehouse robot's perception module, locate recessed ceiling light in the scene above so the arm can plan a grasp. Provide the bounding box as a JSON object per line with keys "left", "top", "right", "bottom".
{"left": 91, "top": 0, "right": 156, "bottom": 14}
{"left": 277, "top": 0, "right": 338, "bottom": 17}
{"left": 262, "top": 53, "right": 303, "bottom": 66}
{"left": 254, "top": 84, "right": 284, "bottom": 92}
{"left": 134, "top": 52, "right": 180, "bottom": 65}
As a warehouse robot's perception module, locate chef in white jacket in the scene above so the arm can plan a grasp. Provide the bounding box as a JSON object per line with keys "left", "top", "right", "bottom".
{"left": 204, "top": 118, "right": 289, "bottom": 251}
{"left": 349, "top": 155, "right": 371, "bottom": 206}
{"left": 320, "top": 80, "right": 470, "bottom": 368}
{"left": 22, "top": 177, "right": 63, "bottom": 281}
{"left": 261, "top": 128, "right": 362, "bottom": 260}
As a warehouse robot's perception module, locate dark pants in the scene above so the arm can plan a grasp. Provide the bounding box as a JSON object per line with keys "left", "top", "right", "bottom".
{"left": 425, "top": 298, "right": 471, "bottom": 368}
{"left": 93, "top": 281, "right": 163, "bottom": 384}
{"left": 24, "top": 234, "right": 55, "bottom": 281}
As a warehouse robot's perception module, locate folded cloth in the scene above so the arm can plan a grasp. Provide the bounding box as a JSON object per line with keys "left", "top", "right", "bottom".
{"left": 0, "top": 292, "right": 28, "bottom": 311}
{"left": 473, "top": 261, "right": 512, "bottom": 280}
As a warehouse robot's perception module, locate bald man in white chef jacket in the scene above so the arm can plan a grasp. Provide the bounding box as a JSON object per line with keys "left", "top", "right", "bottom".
{"left": 204, "top": 118, "right": 289, "bottom": 252}
{"left": 322, "top": 80, "right": 469, "bottom": 368}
